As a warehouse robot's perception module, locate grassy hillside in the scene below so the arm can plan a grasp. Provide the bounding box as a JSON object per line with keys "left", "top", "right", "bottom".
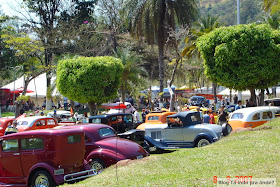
{"left": 62, "top": 119, "right": 280, "bottom": 186}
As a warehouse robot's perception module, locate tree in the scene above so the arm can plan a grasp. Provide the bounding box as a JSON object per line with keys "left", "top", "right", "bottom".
{"left": 56, "top": 56, "right": 124, "bottom": 115}
{"left": 196, "top": 24, "right": 280, "bottom": 104}
{"left": 122, "top": 0, "right": 198, "bottom": 92}
{"left": 114, "top": 48, "right": 147, "bottom": 106}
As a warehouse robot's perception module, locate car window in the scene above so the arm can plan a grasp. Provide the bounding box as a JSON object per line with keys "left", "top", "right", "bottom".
{"left": 36, "top": 120, "right": 46, "bottom": 126}
{"left": 98, "top": 128, "right": 116, "bottom": 137}
{"left": 123, "top": 115, "right": 132, "bottom": 123}
{"left": 68, "top": 135, "right": 81, "bottom": 144}
{"left": 47, "top": 119, "right": 56, "bottom": 125}
{"left": 191, "top": 115, "right": 200, "bottom": 122}
{"left": 127, "top": 104, "right": 131, "bottom": 109}
{"left": 18, "top": 121, "right": 28, "bottom": 126}
{"left": 148, "top": 116, "right": 159, "bottom": 121}
{"left": 252, "top": 113, "right": 260, "bottom": 120}
{"left": 2, "top": 139, "right": 19, "bottom": 152}
{"left": 21, "top": 138, "right": 44, "bottom": 150}
{"left": 263, "top": 111, "right": 273, "bottom": 119}
{"left": 91, "top": 118, "right": 101, "bottom": 123}
{"left": 231, "top": 113, "right": 244, "bottom": 119}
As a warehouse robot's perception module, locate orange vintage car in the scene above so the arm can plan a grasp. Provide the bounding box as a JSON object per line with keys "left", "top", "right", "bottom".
{"left": 228, "top": 106, "right": 280, "bottom": 130}
{"left": 16, "top": 116, "right": 58, "bottom": 132}
{"left": 136, "top": 111, "right": 176, "bottom": 130}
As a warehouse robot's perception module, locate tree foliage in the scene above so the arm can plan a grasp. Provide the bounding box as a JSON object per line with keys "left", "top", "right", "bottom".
{"left": 196, "top": 24, "right": 280, "bottom": 91}
{"left": 56, "top": 56, "right": 124, "bottom": 105}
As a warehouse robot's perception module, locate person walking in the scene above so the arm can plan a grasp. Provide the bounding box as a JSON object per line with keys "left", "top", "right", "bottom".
{"left": 218, "top": 106, "right": 228, "bottom": 125}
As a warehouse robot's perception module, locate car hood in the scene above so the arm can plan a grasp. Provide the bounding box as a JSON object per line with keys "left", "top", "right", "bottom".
{"left": 95, "top": 137, "right": 148, "bottom": 158}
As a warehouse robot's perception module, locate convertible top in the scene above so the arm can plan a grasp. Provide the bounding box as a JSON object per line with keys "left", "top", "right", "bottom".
{"left": 167, "top": 111, "right": 202, "bottom": 126}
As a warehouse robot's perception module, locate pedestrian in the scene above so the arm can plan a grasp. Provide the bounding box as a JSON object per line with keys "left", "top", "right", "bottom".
{"left": 133, "top": 110, "right": 141, "bottom": 123}
{"left": 218, "top": 106, "right": 228, "bottom": 125}
{"left": 5, "top": 120, "right": 18, "bottom": 135}
{"left": 209, "top": 111, "right": 215, "bottom": 124}
{"left": 196, "top": 107, "right": 203, "bottom": 121}
{"left": 203, "top": 111, "right": 210, "bottom": 123}
{"left": 141, "top": 109, "right": 147, "bottom": 122}
{"left": 233, "top": 94, "right": 238, "bottom": 105}
{"left": 40, "top": 111, "right": 44, "bottom": 116}
{"left": 246, "top": 99, "right": 255, "bottom": 107}
{"left": 63, "top": 97, "right": 68, "bottom": 111}
{"left": 53, "top": 110, "right": 59, "bottom": 122}
{"left": 235, "top": 100, "right": 242, "bottom": 110}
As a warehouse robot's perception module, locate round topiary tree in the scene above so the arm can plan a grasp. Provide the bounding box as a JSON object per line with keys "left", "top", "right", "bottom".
{"left": 56, "top": 56, "right": 124, "bottom": 115}
{"left": 196, "top": 24, "right": 280, "bottom": 104}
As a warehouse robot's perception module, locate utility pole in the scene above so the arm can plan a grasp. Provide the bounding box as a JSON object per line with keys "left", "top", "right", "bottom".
{"left": 237, "top": 0, "right": 242, "bottom": 101}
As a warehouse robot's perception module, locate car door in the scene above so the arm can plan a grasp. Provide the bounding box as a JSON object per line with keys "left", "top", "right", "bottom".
{"left": 0, "top": 138, "right": 25, "bottom": 184}
{"left": 20, "top": 137, "right": 45, "bottom": 176}
{"left": 161, "top": 119, "right": 184, "bottom": 147}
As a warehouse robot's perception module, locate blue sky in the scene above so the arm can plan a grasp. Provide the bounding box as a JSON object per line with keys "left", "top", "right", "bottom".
{"left": 0, "top": 0, "right": 22, "bottom": 16}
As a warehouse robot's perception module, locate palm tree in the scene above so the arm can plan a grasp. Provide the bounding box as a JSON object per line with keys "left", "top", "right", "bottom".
{"left": 114, "top": 48, "right": 147, "bottom": 106}
{"left": 122, "top": 0, "right": 198, "bottom": 92}
{"left": 263, "top": 0, "right": 280, "bottom": 14}
{"left": 182, "top": 14, "right": 221, "bottom": 103}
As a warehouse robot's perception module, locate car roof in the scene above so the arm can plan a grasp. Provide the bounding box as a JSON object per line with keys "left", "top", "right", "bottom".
{"left": 191, "top": 96, "right": 205, "bottom": 98}
{"left": 2, "top": 128, "right": 84, "bottom": 138}
{"left": 167, "top": 111, "right": 197, "bottom": 118}
{"left": 89, "top": 113, "right": 132, "bottom": 119}
{"left": 231, "top": 106, "right": 280, "bottom": 114}
{"left": 17, "top": 116, "right": 54, "bottom": 123}
{"left": 264, "top": 98, "right": 280, "bottom": 102}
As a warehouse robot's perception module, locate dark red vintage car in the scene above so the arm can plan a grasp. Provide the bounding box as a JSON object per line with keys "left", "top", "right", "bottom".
{"left": 0, "top": 128, "right": 94, "bottom": 186}
{"left": 57, "top": 124, "right": 149, "bottom": 171}
{"left": 16, "top": 116, "right": 59, "bottom": 132}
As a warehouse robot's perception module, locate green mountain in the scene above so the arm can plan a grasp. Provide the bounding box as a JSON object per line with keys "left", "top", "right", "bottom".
{"left": 199, "top": 0, "right": 265, "bottom": 26}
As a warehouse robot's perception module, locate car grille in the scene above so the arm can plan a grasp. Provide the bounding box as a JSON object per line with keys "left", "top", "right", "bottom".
{"left": 151, "top": 131, "right": 162, "bottom": 139}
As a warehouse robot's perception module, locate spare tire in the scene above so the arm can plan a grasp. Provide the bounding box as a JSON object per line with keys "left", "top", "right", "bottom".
{"left": 222, "top": 123, "right": 232, "bottom": 136}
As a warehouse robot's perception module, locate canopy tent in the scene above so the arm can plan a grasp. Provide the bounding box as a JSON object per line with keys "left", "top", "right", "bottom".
{"left": 1, "top": 73, "right": 58, "bottom": 106}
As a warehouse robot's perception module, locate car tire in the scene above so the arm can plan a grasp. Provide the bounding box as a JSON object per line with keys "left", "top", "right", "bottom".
{"left": 30, "top": 170, "right": 55, "bottom": 187}
{"left": 222, "top": 123, "right": 233, "bottom": 136}
{"left": 89, "top": 158, "right": 106, "bottom": 173}
{"left": 197, "top": 138, "right": 210, "bottom": 147}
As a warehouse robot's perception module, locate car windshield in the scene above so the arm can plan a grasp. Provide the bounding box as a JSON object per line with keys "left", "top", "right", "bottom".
{"left": 148, "top": 116, "right": 159, "bottom": 121}
{"left": 231, "top": 113, "right": 244, "bottom": 119}
{"left": 98, "top": 128, "right": 116, "bottom": 137}
{"left": 191, "top": 97, "right": 203, "bottom": 102}
{"left": 17, "top": 121, "right": 28, "bottom": 126}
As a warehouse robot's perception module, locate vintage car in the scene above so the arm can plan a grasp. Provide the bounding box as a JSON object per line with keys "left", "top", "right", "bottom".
{"left": 0, "top": 118, "right": 14, "bottom": 136}
{"left": 136, "top": 111, "right": 176, "bottom": 131}
{"left": 107, "top": 102, "right": 136, "bottom": 114}
{"left": 89, "top": 113, "right": 136, "bottom": 133}
{"left": 144, "top": 111, "right": 231, "bottom": 151}
{"left": 264, "top": 98, "right": 280, "bottom": 108}
{"left": 228, "top": 106, "right": 280, "bottom": 131}
{"left": 57, "top": 124, "right": 149, "bottom": 171}
{"left": 16, "top": 116, "right": 58, "bottom": 132}
{"left": 189, "top": 96, "right": 208, "bottom": 107}
{"left": 0, "top": 128, "right": 94, "bottom": 186}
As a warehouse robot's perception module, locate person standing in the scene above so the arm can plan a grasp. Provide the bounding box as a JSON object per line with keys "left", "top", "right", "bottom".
{"left": 246, "top": 99, "right": 255, "bottom": 107}
{"left": 203, "top": 111, "right": 210, "bottom": 123}
{"left": 133, "top": 110, "right": 141, "bottom": 123}
{"left": 233, "top": 94, "right": 238, "bottom": 105}
{"left": 235, "top": 100, "right": 243, "bottom": 110}
{"left": 218, "top": 106, "right": 228, "bottom": 125}
{"left": 5, "top": 120, "right": 18, "bottom": 135}
{"left": 209, "top": 111, "right": 215, "bottom": 124}
{"left": 141, "top": 109, "right": 147, "bottom": 122}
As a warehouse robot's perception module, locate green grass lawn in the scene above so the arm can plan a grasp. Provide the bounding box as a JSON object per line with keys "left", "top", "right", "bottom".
{"left": 64, "top": 119, "right": 280, "bottom": 186}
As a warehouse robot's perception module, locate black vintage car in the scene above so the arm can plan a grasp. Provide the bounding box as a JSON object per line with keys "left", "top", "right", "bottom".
{"left": 89, "top": 113, "right": 147, "bottom": 150}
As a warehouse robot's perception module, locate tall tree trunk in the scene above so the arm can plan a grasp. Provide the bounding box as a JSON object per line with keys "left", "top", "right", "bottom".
{"left": 88, "top": 101, "right": 96, "bottom": 116}
{"left": 259, "top": 89, "right": 265, "bottom": 106}
{"left": 213, "top": 83, "right": 217, "bottom": 103}
{"left": 121, "top": 84, "right": 125, "bottom": 113}
{"left": 45, "top": 48, "right": 53, "bottom": 110}
{"left": 249, "top": 88, "right": 256, "bottom": 105}
{"left": 229, "top": 89, "right": 232, "bottom": 104}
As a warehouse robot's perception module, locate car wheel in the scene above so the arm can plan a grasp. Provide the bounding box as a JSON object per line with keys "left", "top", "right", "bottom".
{"left": 197, "top": 138, "right": 210, "bottom": 147}
{"left": 142, "top": 140, "right": 151, "bottom": 153}
{"left": 89, "top": 159, "right": 106, "bottom": 173}
{"left": 31, "top": 170, "right": 55, "bottom": 187}
{"left": 222, "top": 123, "right": 233, "bottom": 136}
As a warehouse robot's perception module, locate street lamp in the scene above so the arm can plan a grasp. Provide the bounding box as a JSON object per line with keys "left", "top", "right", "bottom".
{"left": 9, "top": 66, "right": 20, "bottom": 114}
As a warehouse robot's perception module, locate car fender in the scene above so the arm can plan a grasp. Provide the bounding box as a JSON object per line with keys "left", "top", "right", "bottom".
{"left": 194, "top": 133, "right": 215, "bottom": 145}
{"left": 27, "top": 162, "right": 63, "bottom": 185}
{"left": 86, "top": 148, "right": 126, "bottom": 167}
{"left": 144, "top": 136, "right": 170, "bottom": 150}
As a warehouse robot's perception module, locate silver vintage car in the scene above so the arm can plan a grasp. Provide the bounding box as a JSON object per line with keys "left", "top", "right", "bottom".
{"left": 144, "top": 111, "right": 231, "bottom": 152}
